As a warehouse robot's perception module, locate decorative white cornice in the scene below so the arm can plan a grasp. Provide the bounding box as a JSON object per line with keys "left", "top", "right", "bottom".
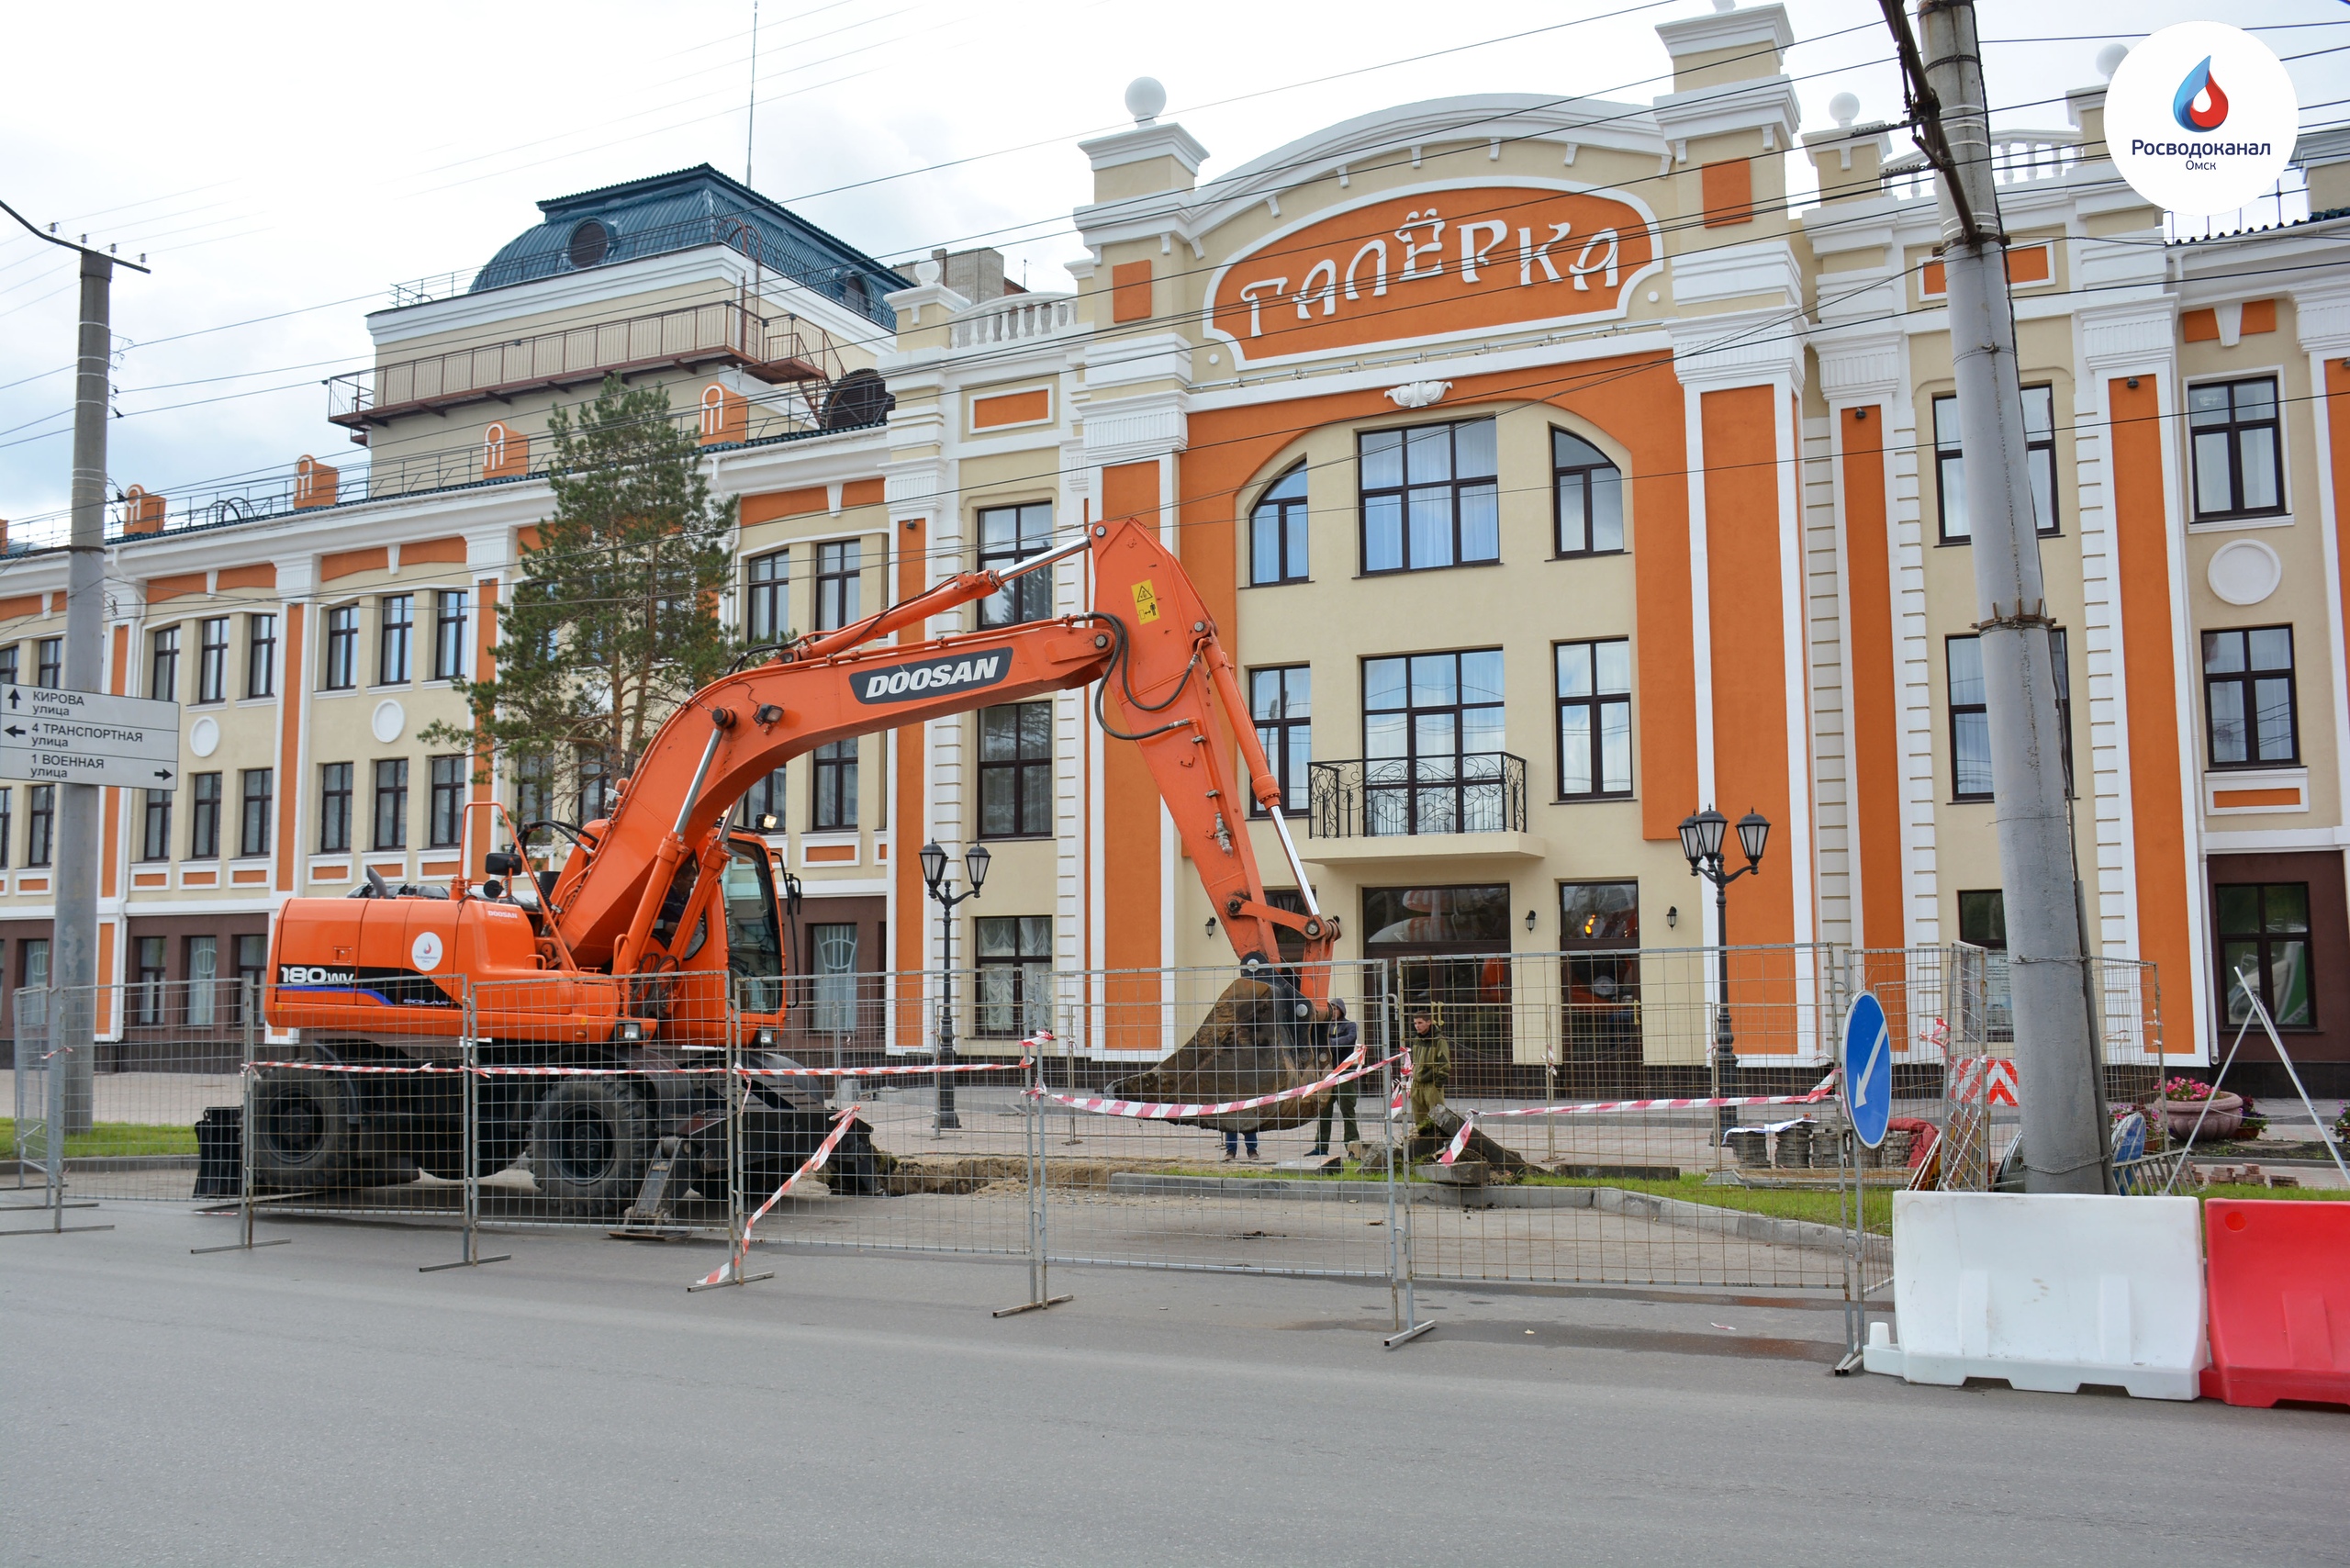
{"left": 1078, "top": 121, "right": 1210, "bottom": 176}
{"left": 1669, "top": 306, "right": 1806, "bottom": 393}
{"left": 1811, "top": 328, "right": 1903, "bottom": 404}
{"left": 1655, "top": 3, "right": 1793, "bottom": 62}
{"left": 1649, "top": 75, "right": 1802, "bottom": 151}
{"left": 1669, "top": 239, "right": 1802, "bottom": 308}
{"left": 2294, "top": 282, "right": 2350, "bottom": 356}
{"left": 2076, "top": 302, "right": 2178, "bottom": 374}
{"left": 883, "top": 279, "right": 969, "bottom": 328}
{"left": 1080, "top": 392, "right": 1188, "bottom": 468}
{"left": 881, "top": 458, "right": 952, "bottom": 523}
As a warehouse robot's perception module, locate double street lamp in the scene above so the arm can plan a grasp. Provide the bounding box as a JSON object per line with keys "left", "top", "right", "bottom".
{"left": 1678, "top": 807, "right": 1771, "bottom": 1139}
{"left": 919, "top": 839, "right": 990, "bottom": 1132}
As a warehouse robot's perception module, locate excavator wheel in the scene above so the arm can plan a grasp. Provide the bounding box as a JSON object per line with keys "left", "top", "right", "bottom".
{"left": 249, "top": 1068, "right": 414, "bottom": 1191}
{"left": 525, "top": 1078, "right": 653, "bottom": 1216}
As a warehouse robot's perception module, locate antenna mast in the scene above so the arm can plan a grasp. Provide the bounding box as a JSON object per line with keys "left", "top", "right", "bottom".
{"left": 745, "top": 0, "right": 760, "bottom": 187}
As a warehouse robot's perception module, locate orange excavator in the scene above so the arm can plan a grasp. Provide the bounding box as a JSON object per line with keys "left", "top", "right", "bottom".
{"left": 257, "top": 516, "right": 1339, "bottom": 1211}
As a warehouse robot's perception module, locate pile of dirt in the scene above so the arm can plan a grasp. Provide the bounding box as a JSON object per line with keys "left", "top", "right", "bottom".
{"left": 881, "top": 1153, "right": 1199, "bottom": 1195}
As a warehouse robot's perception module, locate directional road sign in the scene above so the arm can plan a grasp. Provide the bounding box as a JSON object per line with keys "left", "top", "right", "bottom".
{"left": 0, "top": 685, "right": 181, "bottom": 790}
{"left": 1842, "top": 991, "right": 1894, "bottom": 1149}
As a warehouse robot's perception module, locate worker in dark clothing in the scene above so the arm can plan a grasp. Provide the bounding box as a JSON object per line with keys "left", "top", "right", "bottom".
{"left": 1307, "top": 996, "right": 1361, "bottom": 1157}
{"left": 1407, "top": 1010, "right": 1450, "bottom": 1146}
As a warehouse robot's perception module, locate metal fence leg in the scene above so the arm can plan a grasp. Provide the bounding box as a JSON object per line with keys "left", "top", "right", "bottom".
{"left": 688, "top": 1003, "right": 769, "bottom": 1291}
{"left": 191, "top": 989, "right": 287, "bottom": 1253}
{"left": 1835, "top": 1126, "right": 1866, "bottom": 1374}
{"left": 3, "top": 990, "right": 109, "bottom": 1237}
{"left": 994, "top": 1047, "right": 1069, "bottom": 1317}
{"left": 422, "top": 1025, "right": 509, "bottom": 1272}
{"left": 1383, "top": 991, "right": 1433, "bottom": 1350}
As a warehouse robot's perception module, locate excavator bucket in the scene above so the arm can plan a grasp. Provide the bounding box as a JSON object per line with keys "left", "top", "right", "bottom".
{"left": 1100, "top": 976, "right": 1330, "bottom": 1133}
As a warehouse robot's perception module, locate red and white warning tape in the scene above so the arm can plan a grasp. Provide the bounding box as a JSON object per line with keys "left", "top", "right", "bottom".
{"left": 697, "top": 1103, "right": 862, "bottom": 1287}
{"left": 1037, "top": 1047, "right": 1396, "bottom": 1122}
{"left": 476, "top": 1063, "right": 727, "bottom": 1077}
{"left": 736, "top": 1058, "right": 1029, "bottom": 1080}
{"left": 247, "top": 1058, "right": 462, "bottom": 1075}
{"left": 1436, "top": 1072, "right": 1841, "bottom": 1165}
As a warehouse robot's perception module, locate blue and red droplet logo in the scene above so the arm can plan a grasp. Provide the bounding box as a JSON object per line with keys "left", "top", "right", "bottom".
{"left": 2172, "top": 56, "right": 2230, "bottom": 132}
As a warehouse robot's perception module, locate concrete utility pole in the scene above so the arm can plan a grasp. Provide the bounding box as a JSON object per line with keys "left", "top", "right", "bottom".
{"left": 0, "top": 202, "right": 147, "bottom": 1138}
{"left": 1889, "top": 0, "right": 2109, "bottom": 1192}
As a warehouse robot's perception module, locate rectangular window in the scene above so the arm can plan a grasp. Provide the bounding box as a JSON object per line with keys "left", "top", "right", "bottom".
{"left": 744, "top": 550, "right": 788, "bottom": 643}
{"left": 735, "top": 767, "right": 788, "bottom": 832}
{"left": 196, "top": 617, "right": 229, "bottom": 703}
{"left": 1552, "top": 430, "right": 1625, "bottom": 556}
{"left": 1361, "top": 648, "right": 1507, "bottom": 834}
{"left": 0, "top": 786, "right": 13, "bottom": 868}
{"left": 1249, "top": 666, "right": 1312, "bottom": 815}
{"left": 978, "top": 702, "right": 1053, "bottom": 837}
{"left": 814, "top": 541, "right": 861, "bottom": 632}
{"left": 1957, "top": 889, "right": 2007, "bottom": 950}
{"left": 576, "top": 747, "right": 611, "bottom": 823}
{"left": 378, "top": 593, "right": 413, "bottom": 684}
{"left": 319, "top": 762, "right": 352, "bottom": 853}
{"left": 1554, "top": 639, "right": 1633, "bottom": 798}
{"left": 322, "top": 606, "right": 357, "bottom": 690}
{"left": 149, "top": 626, "right": 179, "bottom": 702}
{"left": 2203, "top": 625, "right": 2298, "bottom": 767}
{"left": 428, "top": 755, "right": 465, "bottom": 848}
{"left": 808, "top": 923, "right": 859, "bottom": 1035}
{"left": 513, "top": 755, "right": 552, "bottom": 826}
{"left": 186, "top": 935, "right": 218, "bottom": 1029}
{"left": 1359, "top": 417, "right": 1500, "bottom": 574}
{"left": 0, "top": 644, "right": 17, "bottom": 686}
{"left": 1934, "top": 386, "right": 2058, "bottom": 542}
{"left": 977, "top": 503, "right": 1054, "bottom": 627}
{"left": 1946, "top": 632, "right": 2074, "bottom": 800}
{"left": 2188, "top": 377, "right": 2284, "bottom": 521}
{"left": 141, "top": 789, "right": 172, "bottom": 862}
{"left": 372, "top": 759, "right": 408, "bottom": 851}
{"left": 433, "top": 590, "right": 468, "bottom": 681}
{"left": 1250, "top": 467, "right": 1309, "bottom": 585}
{"left": 239, "top": 768, "right": 272, "bottom": 858}
{"left": 27, "top": 784, "right": 53, "bottom": 867}
{"left": 245, "top": 614, "right": 276, "bottom": 699}
{"left": 974, "top": 914, "right": 1052, "bottom": 1037}
{"left": 133, "top": 935, "right": 168, "bottom": 1026}
{"left": 2215, "top": 881, "right": 2313, "bottom": 1028}
{"left": 37, "top": 637, "right": 61, "bottom": 689}
{"left": 187, "top": 774, "right": 220, "bottom": 859}
{"left": 811, "top": 740, "right": 857, "bottom": 832}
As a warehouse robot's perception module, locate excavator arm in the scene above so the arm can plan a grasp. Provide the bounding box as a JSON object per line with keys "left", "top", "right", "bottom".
{"left": 542, "top": 517, "right": 1338, "bottom": 1002}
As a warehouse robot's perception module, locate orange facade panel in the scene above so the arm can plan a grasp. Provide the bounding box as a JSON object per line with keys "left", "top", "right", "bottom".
{"left": 401, "top": 535, "right": 468, "bottom": 566}
{"left": 1110, "top": 260, "right": 1153, "bottom": 324}
{"left": 1841, "top": 407, "right": 1906, "bottom": 950}
{"left": 741, "top": 487, "right": 828, "bottom": 524}
{"left": 215, "top": 563, "right": 277, "bottom": 591}
{"left": 842, "top": 477, "right": 885, "bottom": 508}
{"left": 321, "top": 546, "right": 389, "bottom": 581}
{"left": 972, "top": 388, "right": 1051, "bottom": 430}
{"left": 145, "top": 572, "right": 208, "bottom": 604}
{"left": 1700, "top": 159, "right": 1754, "bottom": 227}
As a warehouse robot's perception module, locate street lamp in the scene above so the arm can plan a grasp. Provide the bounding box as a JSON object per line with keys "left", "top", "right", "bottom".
{"left": 920, "top": 839, "right": 990, "bottom": 1131}
{"left": 1679, "top": 806, "right": 1770, "bottom": 1139}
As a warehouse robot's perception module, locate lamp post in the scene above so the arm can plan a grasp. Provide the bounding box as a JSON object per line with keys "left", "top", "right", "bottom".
{"left": 919, "top": 839, "right": 990, "bottom": 1131}
{"left": 1679, "top": 807, "right": 1770, "bottom": 1140}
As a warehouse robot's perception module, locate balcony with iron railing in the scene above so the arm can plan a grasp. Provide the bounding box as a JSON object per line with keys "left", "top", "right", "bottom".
{"left": 1304, "top": 752, "right": 1541, "bottom": 860}
{"left": 327, "top": 300, "right": 846, "bottom": 435}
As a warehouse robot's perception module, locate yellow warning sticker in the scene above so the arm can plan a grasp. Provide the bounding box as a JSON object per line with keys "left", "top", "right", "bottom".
{"left": 1131, "top": 579, "right": 1161, "bottom": 623}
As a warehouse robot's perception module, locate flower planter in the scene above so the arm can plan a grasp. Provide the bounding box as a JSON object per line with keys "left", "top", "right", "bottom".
{"left": 2159, "top": 1092, "right": 2243, "bottom": 1141}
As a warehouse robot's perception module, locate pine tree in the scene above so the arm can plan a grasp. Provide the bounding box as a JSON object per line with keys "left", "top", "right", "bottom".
{"left": 423, "top": 375, "right": 738, "bottom": 829}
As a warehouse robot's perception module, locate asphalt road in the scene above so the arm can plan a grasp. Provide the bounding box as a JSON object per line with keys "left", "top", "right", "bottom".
{"left": 3, "top": 1205, "right": 2341, "bottom": 1567}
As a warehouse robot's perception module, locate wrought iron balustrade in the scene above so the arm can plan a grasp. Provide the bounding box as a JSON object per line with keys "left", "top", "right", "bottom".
{"left": 1308, "top": 752, "right": 1527, "bottom": 839}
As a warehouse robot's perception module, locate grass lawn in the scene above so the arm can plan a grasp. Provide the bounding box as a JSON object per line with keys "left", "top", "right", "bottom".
{"left": 2192, "top": 1182, "right": 2350, "bottom": 1202}
{"left": 1521, "top": 1171, "right": 1896, "bottom": 1233}
{"left": 0, "top": 1118, "right": 198, "bottom": 1159}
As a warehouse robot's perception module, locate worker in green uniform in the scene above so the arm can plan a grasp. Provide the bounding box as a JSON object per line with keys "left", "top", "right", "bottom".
{"left": 1407, "top": 1009, "right": 1449, "bottom": 1148}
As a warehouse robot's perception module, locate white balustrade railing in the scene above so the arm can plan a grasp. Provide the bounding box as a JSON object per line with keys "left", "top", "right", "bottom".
{"left": 948, "top": 294, "right": 1079, "bottom": 350}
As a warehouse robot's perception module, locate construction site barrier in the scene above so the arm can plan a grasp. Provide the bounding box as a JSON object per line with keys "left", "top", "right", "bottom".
{"left": 1863, "top": 1192, "right": 2207, "bottom": 1399}
{"left": 2200, "top": 1199, "right": 2350, "bottom": 1409}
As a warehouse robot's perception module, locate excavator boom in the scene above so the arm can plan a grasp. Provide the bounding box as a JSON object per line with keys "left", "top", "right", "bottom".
{"left": 547, "top": 517, "right": 1336, "bottom": 995}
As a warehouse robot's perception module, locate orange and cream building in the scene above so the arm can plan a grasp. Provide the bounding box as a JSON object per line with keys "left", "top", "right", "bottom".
{"left": 5, "top": 3, "right": 2350, "bottom": 1087}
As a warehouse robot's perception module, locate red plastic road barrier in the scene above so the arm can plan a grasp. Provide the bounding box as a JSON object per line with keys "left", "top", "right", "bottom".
{"left": 2200, "top": 1199, "right": 2350, "bottom": 1409}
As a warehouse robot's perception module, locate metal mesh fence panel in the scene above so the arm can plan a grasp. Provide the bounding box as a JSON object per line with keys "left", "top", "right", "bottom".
{"left": 1029, "top": 961, "right": 1404, "bottom": 1281}
{"left": 6, "top": 981, "right": 252, "bottom": 1204}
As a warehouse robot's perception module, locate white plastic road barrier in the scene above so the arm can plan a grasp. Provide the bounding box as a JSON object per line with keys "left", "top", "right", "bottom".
{"left": 1862, "top": 1192, "right": 2208, "bottom": 1400}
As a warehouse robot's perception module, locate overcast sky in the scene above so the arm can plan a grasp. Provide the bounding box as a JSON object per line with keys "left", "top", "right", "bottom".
{"left": 0, "top": 0, "right": 2341, "bottom": 537}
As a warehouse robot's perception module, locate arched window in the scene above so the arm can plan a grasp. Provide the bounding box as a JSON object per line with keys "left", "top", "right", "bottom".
{"left": 700, "top": 385, "right": 728, "bottom": 442}
{"left": 1249, "top": 465, "right": 1309, "bottom": 586}
{"left": 567, "top": 219, "right": 610, "bottom": 269}
{"left": 1552, "top": 429, "right": 1624, "bottom": 556}
{"left": 484, "top": 423, "right": 508, "bottom": 474}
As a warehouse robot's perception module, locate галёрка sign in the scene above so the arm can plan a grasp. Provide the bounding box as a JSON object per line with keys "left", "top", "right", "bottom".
{"left": 0, "top": 685, "right": 181, "bottom": 790}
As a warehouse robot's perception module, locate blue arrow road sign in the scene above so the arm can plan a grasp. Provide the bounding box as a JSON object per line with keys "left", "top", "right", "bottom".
{"left": 1843, "top": 992, "right": 1893, "bottom": 1149}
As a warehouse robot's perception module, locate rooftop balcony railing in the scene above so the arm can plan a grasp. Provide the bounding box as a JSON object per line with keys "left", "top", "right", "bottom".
{"left": 326, "top": 301, "right": 845, "bottom": 434}
{"left": 1308, "top": 752, "right": 1528, "bottom": 840}
{"left": 947, "top": 293, "right": 1079, "bottom": 350}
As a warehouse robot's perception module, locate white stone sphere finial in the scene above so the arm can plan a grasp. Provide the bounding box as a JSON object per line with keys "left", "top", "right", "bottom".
{"left": 1125, "top": 76, "right": 1167, "bottom": 126}
{"left": 2095, "top": 42, "right": 2127, "bottom": 82}
{"left": 1829, "top": 91, "right": 1860, "bottom": 129}
{"left": 1711, "top": 0, "right": 1735, "bottom": 12}
{"left": 914, "top": 257, "right": 942, "bottom": 286}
